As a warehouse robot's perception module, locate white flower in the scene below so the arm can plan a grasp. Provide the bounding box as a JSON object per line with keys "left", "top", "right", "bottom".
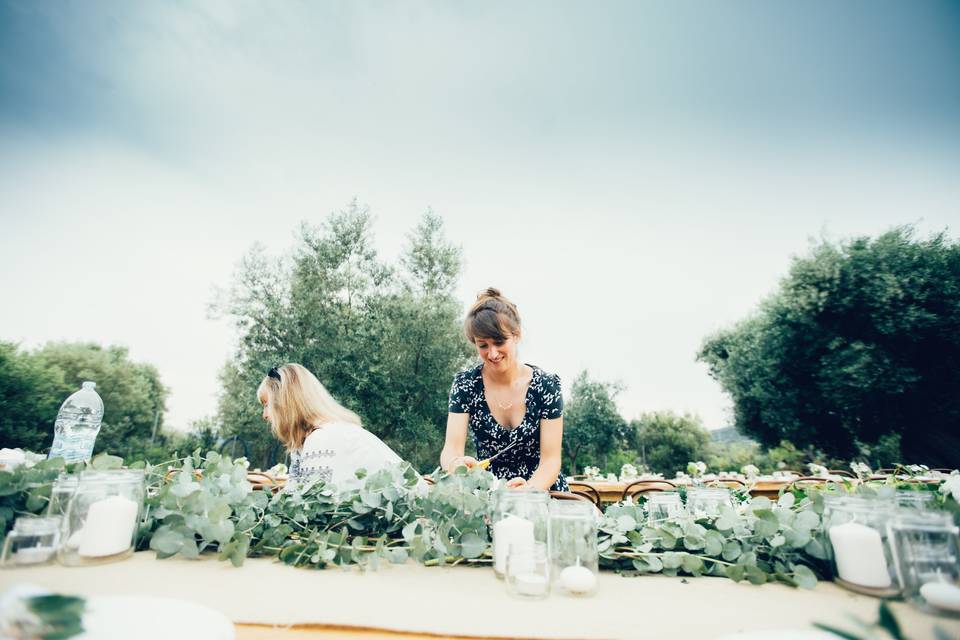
{"left": 740, "top": 464, "right": 759, "bottom": 478}
{"left": 583, "top": 466, "right": 601, "bottom": 480}
{"left": 686, "top": 461, "right": 707, "bottom": 477}
{"left": 620, "top": 464, "right": 639, "bottom": 480}
{"left": 808, "top": 463, "right": 829, "bottom": 477}
{"left": 905, "top": 464, "right": 930, "bottom": 476}
{"left": 850, "top": 462, "right": 872, "bottom": 477}
{"left": 940, "top": 473, "right": 960, "bottom": 502}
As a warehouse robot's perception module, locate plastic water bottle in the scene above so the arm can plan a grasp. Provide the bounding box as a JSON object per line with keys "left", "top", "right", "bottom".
{"left": 48, "top": 381, "right": 104, "bottom": 463}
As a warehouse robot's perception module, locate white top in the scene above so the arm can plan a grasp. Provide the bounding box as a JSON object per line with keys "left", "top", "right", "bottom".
{"left": 286, "top": 421, "right": 404, "bottom": 493}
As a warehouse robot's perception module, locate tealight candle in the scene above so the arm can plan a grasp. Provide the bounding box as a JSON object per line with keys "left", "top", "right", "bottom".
{"left": 829, "top": 522, "right": 891, "bottom": 588}
{"left": 560, "top": 565, "right": 597, "bottom": 594}
{"left": 78, "top": 495, "right": 139, "bottom": 558}
{"left": 920, "top": 582, "right": 960, "bottom": 612}
{"left": 514, "top": 573, "right": 549, "bottom": 596}
{"left": 14, "top": 546, "right": 55, "bottom": 565}
{"left": 493, "top": 515, "right": 534, "bottom": 575}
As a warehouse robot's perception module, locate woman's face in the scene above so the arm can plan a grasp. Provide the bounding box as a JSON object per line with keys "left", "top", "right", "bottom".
{"left": 259, "top": 390, "right": 274, "bottom": 426}
{"left": 475, "top": 334, "right": 519, "bottom": 371}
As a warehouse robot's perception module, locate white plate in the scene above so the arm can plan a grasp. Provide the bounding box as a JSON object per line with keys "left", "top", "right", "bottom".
{"left": 78, "top": 595, "right": 234, "bottom": 640}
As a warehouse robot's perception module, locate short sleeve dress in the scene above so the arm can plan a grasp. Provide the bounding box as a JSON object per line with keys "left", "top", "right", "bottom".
{"left": 448, "top": 363, "right": 568, "bottom": 492}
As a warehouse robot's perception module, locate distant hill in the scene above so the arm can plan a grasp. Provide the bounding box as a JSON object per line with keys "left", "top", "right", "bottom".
{"left": 710, "top": 427, "right": 757, "bottom": 445}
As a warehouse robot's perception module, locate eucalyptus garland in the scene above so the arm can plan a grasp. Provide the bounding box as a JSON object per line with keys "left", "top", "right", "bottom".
{"left": 2, "top": 451, "right": 957, "bottom": 591}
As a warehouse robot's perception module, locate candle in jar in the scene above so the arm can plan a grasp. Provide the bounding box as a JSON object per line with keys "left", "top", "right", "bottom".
{"left": 78, "top": 495, "right": 139, "bottom": 558}
{"left": 920, "top": 582, "right": 960, "bottom": 612}
{"left": 829, "top": 522, "right": 891, "bottom": 588}
{"left": 514, "top": 573, "right": 548, "bottom": 596}
{"left": 560, "top": 565, "right": 597, "bottom": 594}
{"left": 493, "top": 515, "right": 534, "bottom": 575}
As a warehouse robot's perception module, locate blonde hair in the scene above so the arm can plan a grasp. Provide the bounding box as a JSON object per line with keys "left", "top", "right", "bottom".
{"left": 464, "top": 287, "right": 522, "bottom": 343}
{"left": 257, "top": 363, "right": 361, "bottom": 451}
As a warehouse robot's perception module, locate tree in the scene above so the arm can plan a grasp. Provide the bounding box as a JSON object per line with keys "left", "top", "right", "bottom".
{"left": 213, "top": 201, "right": 472, "bottom": 470}
{"left": 699, "top": 227, "right": 960, "bottom": 466}
{"left": 562, "top": 371, "right": 626, "bottom": 475}
{"left": 632, "top": 411, "right": 711, "bottom": 476}
{"left": 0, "top": 342, "right": 169, "bottom": 458}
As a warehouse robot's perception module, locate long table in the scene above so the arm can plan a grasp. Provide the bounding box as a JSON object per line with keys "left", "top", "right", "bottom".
{"left": 3, "top": 551, "right": 957, "bottom": 639}
{"left": 568, "top": 479, "right": 794, "bottom": 503}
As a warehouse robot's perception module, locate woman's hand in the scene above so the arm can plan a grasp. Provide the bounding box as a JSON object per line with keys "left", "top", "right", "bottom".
{"left": 448, "top": 456, "right": 479, "bottom": 472}
{"left": 506, "top": 477, "right": 528, "bottom": 489}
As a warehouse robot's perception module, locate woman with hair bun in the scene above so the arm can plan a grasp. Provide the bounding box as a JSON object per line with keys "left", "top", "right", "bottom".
{"left": 440, "top": 288, "right": 567, "bottom": 491}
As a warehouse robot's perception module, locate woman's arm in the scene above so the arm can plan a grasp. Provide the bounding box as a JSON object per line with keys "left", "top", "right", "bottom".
{"left": 440, "top": 412, "right": 478, "bottom": 472}
{"left": 508, "top": 417, "right": 563, "bottom": 490}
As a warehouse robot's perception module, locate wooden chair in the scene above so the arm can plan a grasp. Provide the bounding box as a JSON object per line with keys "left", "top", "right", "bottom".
{"left": 621, "top": 479, "right": 677, "bottom": 503}
{"left": 827, "top": 469, "right": 856, "bottom": 479}
{"left": 550, "top": 491, "right": 603, "bottom": 515}
{"left": 707, "top": 478, "right": 748, "bottom": 489}
{"left": 566, "top": 482, "right": 603, "bottom": 509}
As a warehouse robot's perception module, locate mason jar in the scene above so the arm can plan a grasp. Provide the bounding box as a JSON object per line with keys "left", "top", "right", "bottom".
{"left": 58, "top": 469, "right": 145, "bottom": 566}
{"left": 895, "top": 490, "right": 936, "bottom": 511}
{"left": 887, "top": 509, "right": 960, "bottom": 615}
{"left": 491, "top": 488, "right": 549, "bottom": 579}
{"left": 1, "top": 516, "right": 61, "bottom": 567}
{"left": 686, "top": 487, "right": 732, "bottom": 517}
{"left": 824, "top": 495, "right": 898, "bottom": 593}
{"left": 46, "top": 473, "right": 80, "bottom": 518}
{"left": 549, "top": 500, "right": 598, "bottom": 596}
{"left": 646, "top": 492, "right": 684, "bottom": 523}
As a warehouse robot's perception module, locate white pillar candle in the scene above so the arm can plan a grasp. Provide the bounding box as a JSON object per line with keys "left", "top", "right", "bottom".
{"left": 920, "top": 582, "right": 960, "bottom": 612}
{"left": 514, "top": 573, "right": 549, "bottom": 596}
{"left": 560, "top": 565, "right": 597, "bottom": 594}
{"left": 78, "top": 495, "right": 140, "bottom": 558}
{"left": 493, "top": 515, "right": 534, "bottom": 575}
{"left": 829, "top": 522, "right": 891, "bottom": 588}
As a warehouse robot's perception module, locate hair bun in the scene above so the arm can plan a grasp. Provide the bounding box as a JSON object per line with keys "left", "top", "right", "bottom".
{"left": 477, "top": 287, "right": 502, "bottom": 300}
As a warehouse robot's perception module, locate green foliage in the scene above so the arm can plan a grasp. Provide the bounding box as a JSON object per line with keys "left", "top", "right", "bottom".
{"left": 0, "top": 342, "right": 169, "bottom": 459}
{"left": 0, "top": 457, "right": 67, "bottom": 544}
{"left": 24, "top": 594, "right": 86, "bottom": 639}
{"left": 599, "top": 493, "right": 822, "bottom": 587}
{"left": 632, "top": 412, "right": 711, "bottom": 476}
{"left": 563, "top": 371, "right": 627, "bottom": 475}
{"left": 699, "top": 227, "right": 960, "bottom": 467}
{"left": 213, "top": 201, "right": 472, "bottom": 470}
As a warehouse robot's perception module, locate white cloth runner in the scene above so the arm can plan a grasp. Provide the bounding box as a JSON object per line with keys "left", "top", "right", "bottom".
{"left": 2, "top": 552, "right": 957, "bottom": 639}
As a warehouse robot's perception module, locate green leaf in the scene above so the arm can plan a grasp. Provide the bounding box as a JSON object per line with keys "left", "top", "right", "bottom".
{"left": 661, "top": 552, "right": 682, "bottom": 569}
{"left": 792, "top": 564, "right": 817, "bottom": 589}
{"left": 744, "top": 565, "right": 767, "bottom": 585}
{"left": 149, "top": 526, "right": 184, "bottom": 556}
{"left": 878, "top": 602, "right": 904, "bottom": 640}
{"left": 721, "top": 541, "right": 742, "bottom": 561}
{"left": 794, "top": 510, "right": 820, "bottom": 531}
{"left": 459, "top": 532, "right": 486, "bottom": 559}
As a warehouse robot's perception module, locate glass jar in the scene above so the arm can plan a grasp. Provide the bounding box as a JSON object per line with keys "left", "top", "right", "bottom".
{"left": 505, "top": 541, "right": 550, "bottom": 599}
{"left": 58, "top": 469, "right": 145, "bottom": 566}
{"left": 887, "top": 509, "right": 960, "bottom": 615}
{"left": 824, "top": 495, "right": 898, "bottom": 593}
{"left": 686, "top": 487, "right": 732, "bottom": 517}
{"left": 895, "top": 490, "right": 936, "bottom": 511}
{"left": 491, "top": 488, "right": 549, "bottom": 579}
{"left": 549, "top": 500, "right": 598, "bottom": 596}
{"left": 0, "top": 516, "right": 61, "bottom": 567}
{"left": 46, "top": 473, "right": 80, "bottom": 518}
{"left": 646, "top": 492, "right": 684, "bottom": 523}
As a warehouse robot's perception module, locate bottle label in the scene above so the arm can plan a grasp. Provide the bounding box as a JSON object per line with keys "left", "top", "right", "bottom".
{"left": 57, "top": 430, "right": 99, "bottom": 463}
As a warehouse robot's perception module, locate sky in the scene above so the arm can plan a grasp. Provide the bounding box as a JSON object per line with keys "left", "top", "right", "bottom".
{"left": 1, "top": 1, "right": 959, "bottom": 434}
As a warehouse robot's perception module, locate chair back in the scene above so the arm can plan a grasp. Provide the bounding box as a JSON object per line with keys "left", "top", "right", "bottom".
{"left": 566, "top": 482, "right": 603, "bottom": 509}
{"left": 621, "top": 479, "right": 678, "bottom": 502}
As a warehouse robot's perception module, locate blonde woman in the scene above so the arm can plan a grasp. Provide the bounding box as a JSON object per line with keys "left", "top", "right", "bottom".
{"left": 257, "top": 364, "right": 404, "bottom": 492}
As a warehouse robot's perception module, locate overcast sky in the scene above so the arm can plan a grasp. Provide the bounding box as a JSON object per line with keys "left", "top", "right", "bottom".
{"left": 2, "top": 1, "right": 958, "bottom": 434}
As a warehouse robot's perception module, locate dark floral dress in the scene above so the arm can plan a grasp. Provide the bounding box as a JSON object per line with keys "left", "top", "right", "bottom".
{"left": 448, "top": 363, "right": 568, "bottom": 492}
